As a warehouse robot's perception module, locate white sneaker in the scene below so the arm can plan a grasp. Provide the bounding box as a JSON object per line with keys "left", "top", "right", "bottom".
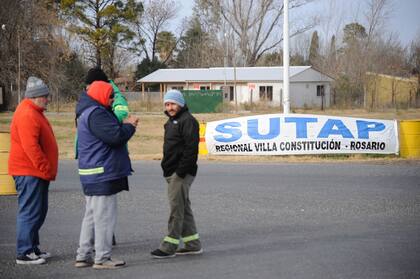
{"left": 16, "top": 252, "right": 46, "bottom": 265}
{"left": 36, "top": 251, "right": 51, "bottom": 259}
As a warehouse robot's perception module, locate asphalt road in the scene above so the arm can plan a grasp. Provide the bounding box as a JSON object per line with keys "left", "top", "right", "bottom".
{"left": 1, "top": 160, "right": 419, "bottom": 279}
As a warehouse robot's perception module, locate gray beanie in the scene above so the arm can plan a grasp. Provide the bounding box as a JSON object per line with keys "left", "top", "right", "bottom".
{"left": 25, "top": 76, "right": 49, "bottom": 98}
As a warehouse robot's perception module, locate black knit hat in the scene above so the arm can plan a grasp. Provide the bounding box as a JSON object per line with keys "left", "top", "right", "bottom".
{"left": 85, "top": 67, "right": 109, "bottom": 85}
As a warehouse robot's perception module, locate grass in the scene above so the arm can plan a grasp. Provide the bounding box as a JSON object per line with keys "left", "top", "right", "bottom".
{"left": 1, "top": 105, "right": 420, "bottom": 162}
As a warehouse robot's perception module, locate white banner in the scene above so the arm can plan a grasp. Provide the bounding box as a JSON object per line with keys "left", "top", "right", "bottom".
{"left": 205, "top": 114, "right": 399, "bottom": 155}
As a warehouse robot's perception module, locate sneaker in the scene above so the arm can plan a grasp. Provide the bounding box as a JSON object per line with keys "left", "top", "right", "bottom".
{"left": 75, "top": 259, "right": 94, "bottom": 268}
{"left": 35, "top": 251, "right": 51, "bottom": 259}
{"left": 16, "top": 253, "right": 46, "bottom": 265}
{"left": 150, "top": 249, "right": 176, "bottom": 259}
{"left": 92, "top": 258, "right": 126, "bottom": 269}
{"left": 175, "top": 248, "right": 203, "bottom": 256}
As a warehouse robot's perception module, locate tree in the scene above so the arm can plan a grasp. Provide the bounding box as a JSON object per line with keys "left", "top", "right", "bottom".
{"left": 131, "top": 0, "right": 179, "bottom": 63}
{"left": 329, "top": 35, "right": 336, "bottom": 63}
{"left": 340, "top": 23, "right": 368, "bottom": 106}
{"left": 197, "top": 0, "right": 315, "bottom": 66}
{"left": 56, "top": 52, "right": 87, "bottom": 101}
{"left": 60, "top": 0, "right": 142, "bottom": 74}
{"left": 174, "top": 16, "right": 223, "bottom": 68}
{"left": 256, "top": 51, "right": 282, "bottom": 66}
{"left": 135, "top": 57, "right": 166, "bottom": 81}
{"left": 290, "top": 53, "right": 306, "bottom": 66}
{"left": 364, "top": 0, "right": 392, "bottom": 47}
{"left": 408, "top": 36, "right": 420, "bottom": 106}
{"left": 156, "top": 31, "right": 177, "bottom": 63}
{"left": 343, "top": 22, "right": 367, "bottom": 47}
{"left": 0, "top": 0, "right": 68, "bottom": 108}
{"left": 308, "top": 31, "right": 319, "bottom": 66}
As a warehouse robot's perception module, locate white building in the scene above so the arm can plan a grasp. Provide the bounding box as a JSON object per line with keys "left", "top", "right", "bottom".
{"left": 137, "top": 66, "right": 334, "bottom": 109}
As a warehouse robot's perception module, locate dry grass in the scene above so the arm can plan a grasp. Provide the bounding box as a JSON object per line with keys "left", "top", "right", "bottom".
{"left": 1, "top": 106, "right": 420, "bottom": 162}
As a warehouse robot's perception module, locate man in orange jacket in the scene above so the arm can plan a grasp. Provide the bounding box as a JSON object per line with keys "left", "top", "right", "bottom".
{"left": 8, "top": 76, "right": 58, "bottom": 265}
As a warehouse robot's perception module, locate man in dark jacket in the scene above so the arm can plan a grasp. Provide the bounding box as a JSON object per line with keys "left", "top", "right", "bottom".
{"left": 74, "top": 81, "right": 138, "bottom": 269}
{"left": 151, "top": 89, "right": 203, "bottom": 258}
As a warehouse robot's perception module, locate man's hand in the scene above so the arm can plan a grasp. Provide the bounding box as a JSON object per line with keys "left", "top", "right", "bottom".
{"left": 123, "top": 114, "right": 139, "bottom": 128}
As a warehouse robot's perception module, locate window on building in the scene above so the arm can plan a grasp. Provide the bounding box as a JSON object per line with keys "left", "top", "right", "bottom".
{"left": 200, "top": 86, "right": 210, "bottom": 90}
{"left": 259, "top": 86, "right": 273, "bottom": 101}
{"left": 171, "top": 86, "right": 184, "bottom": 90}
{"left": 317, "top": 85, "right": 325, "bottom": 97}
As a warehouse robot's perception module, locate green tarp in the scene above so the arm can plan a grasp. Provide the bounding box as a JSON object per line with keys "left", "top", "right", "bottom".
{"left": 182, "top": 90, "right": 223, "bottom": 113}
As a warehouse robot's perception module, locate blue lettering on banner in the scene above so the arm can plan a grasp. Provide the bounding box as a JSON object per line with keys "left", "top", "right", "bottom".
{"left": 356, "top": 120, "right": 385, "bottom": 139}
{"left": 284, "top": 117, "right": 318, "bottom": 138}
{"left": 213, "top": 116, "right": 388, "bottom": 143}
{"left": 214, "top": 122, "right": 242, "bottom": 142}
{"left": 248, "top": 118, "right": 280, "bottom": 140}
{"left": 317, "top": 119, "right": 354, "bottom": 138}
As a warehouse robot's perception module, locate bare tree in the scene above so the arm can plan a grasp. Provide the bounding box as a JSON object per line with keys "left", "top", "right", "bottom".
{"left": 364, "top": 0, "right": 393, "bottom": 48}
{"left": 132, "top": 0, "right": 179, "bottom": 62}
{"left": 408, "top": 33, "right": 420, "bottom": 106}
{"left": 0, "top": 0, "right": 69, "bottom": 107}
{"left": 198, "top": 0, "right": 315, "bottom": 66}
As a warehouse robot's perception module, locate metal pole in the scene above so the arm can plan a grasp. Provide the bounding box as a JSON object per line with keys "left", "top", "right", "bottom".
{"left": 56, "top": 88, "right": 59, "bottom": 113}
{"left": 224, "top": 32, "right": 228, "bottom": 88}
{"left": 282, "top": 0, "right": 290, "bottom": 114}
{"left": 234, "top": 61, "right": 237, "bottom": 113}
{"left": 17, "top": 27, "right": 21, "bottom": 104}
{"left": 233, "top": 34, "right": 237, "bottom": 113}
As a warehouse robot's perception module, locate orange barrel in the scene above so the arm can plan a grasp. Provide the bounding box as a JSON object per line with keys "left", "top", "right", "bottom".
{"left": 199, "top": 123, "right": 208, "bottom": 155}
{"left": 0, "top": 131, "right": 16, "bottom": 195}
{"left": 399, "top": 120, "right": 420, "bottom": 158}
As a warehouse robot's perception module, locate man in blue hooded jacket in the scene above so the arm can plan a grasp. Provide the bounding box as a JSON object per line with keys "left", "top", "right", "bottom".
{"left": 74, "top": 80, "right": 138, "bottom": 269}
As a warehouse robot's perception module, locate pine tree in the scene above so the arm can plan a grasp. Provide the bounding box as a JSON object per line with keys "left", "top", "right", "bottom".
{"left": 309, "top": 31, "right": 319, "bottom": 66}
{"left": 60, "top": 0, "right": 142, "bottom": 72}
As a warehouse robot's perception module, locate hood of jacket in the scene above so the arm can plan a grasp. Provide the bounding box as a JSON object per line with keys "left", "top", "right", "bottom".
{"left": 76, "top": 91, "right": 105, "bottom": 120}
{"left": 87, "top": 81, "right": 113, "bottom": 108}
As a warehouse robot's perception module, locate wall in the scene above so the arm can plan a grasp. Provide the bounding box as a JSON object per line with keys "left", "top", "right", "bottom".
{"left": 290, "top": 82, "right": 330, "bottom": 109}
{"left": 365, "top": 73, "right": 418, "bottom": 108}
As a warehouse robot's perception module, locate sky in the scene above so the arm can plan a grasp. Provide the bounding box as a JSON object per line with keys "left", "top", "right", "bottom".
{"left": 177, "top": 0, "right": 420, "bottom": 47}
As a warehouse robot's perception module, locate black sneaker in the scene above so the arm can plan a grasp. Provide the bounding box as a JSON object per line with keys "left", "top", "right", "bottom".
{"left": 150, "top": 249, "right": 175, "bottom": 259}
{"left": 16, "top": 253, "right": 46, "bottom": 265}
{"left": 176, "top": 248, "right": 203, "bottom": 255}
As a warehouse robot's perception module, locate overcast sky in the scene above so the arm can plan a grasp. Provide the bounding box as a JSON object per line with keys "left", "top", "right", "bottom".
{"left": 177, "top": 0, "right": 420, "bottom": 47}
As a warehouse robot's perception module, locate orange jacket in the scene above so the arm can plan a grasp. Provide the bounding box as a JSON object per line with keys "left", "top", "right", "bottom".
{"left": 8, "top": 99, "right": 58, "bottom": 181}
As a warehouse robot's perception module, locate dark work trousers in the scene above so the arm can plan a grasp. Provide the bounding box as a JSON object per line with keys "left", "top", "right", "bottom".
{"left": 14, "top": 176, "right": 49, "bottom": 256}
{"left": 159, "top": 173, "right": 201, "bottom": 254}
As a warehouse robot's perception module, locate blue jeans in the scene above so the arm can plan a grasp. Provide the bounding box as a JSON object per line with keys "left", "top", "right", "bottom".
{"left": 14, "top": 176, "right": 49, "bottom": 256}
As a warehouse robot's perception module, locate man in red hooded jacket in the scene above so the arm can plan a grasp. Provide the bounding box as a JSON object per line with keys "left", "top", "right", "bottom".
{"left": 9, "top": 76, "right": 58, "bottom": 265}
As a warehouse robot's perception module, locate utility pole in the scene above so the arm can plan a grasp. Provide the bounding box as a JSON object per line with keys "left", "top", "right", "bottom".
{"left": 17, "top": 27, "right": 21, "bottom": 104}
{"left": 233, "top": 34, "right": 237, "bottom": 113}
{"left": 224, "top": 32, "right": 228, "bottom": 88}
{"left": 282, "top": 0, "right": 290, "bottom": 114}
